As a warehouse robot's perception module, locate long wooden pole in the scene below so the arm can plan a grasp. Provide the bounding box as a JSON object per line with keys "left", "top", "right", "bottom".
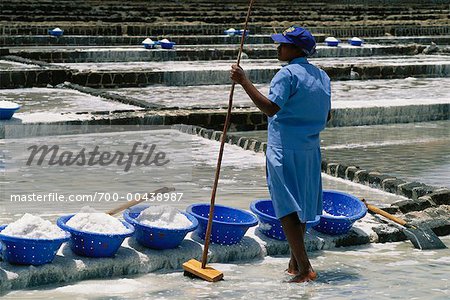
{"left": 201, "top": 0, "right": 255, "bottom": 268}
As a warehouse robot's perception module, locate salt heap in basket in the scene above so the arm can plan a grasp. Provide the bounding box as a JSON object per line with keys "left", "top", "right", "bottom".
{"left": 136, "top": 205, "right": 192, "bottom": 229}
{"left": 66, "top": 206, "right": 130, "bottom": 234}
{"left": 1, "top": 213, "right": 67, "bottom": 239}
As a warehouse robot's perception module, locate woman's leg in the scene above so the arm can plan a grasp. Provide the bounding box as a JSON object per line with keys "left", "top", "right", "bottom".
{"left": 280, "top": 212, "right": 317, "bottom": 282}
{"left": 287, "top": 250, "right": 299, "bottom": 275}
{"left": 286, "top": 221, "right": 308, "bottom": 275}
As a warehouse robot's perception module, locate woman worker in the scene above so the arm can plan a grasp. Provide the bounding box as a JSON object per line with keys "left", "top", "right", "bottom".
{"left": 230, "top": 26, "right": 331, "bottom": 283}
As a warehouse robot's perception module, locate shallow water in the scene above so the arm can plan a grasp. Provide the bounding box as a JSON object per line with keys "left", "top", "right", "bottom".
{"left": 0, "top": 88, "right": 140, "bottom": 114}
{"left": 56, "top": 55, "right": 450, "bottom": 72}
{"left": 3, "top": 236, "right": 449, "bottom": 299}
{"left": 0, "top": 60, "right": 42, "bottom": 70}
{"left": 110, "top": 77, "right": 450, "bottom": 109}
{"left": 234, "top": 120, "right": 450, "bottom": 188}
{"left": 0, "top": 129, "right": 402, "bottom": 223}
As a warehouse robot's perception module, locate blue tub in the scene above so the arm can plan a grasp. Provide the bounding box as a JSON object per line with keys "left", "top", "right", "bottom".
{"left": 0, "top": 224, "right": 70, "bottom": 265}
{"left": 123, "top": 205, "right": 198, "bottom": 249}
{"left": 348, "top": 37, "right": 363, "bottom": 46}
{"left": 250, "top": 199, "right": 320, "bottom": 240}
{"left": 313, "top": 190, "right": 367, "bottom": 235}
{"left": 143, "top": 43, "right": 157, "bottom": 49}
{"left": 324, "top": 37, "right": 340, "bottom": 47}
{"left": 159, "top": 41, "right": 175, "bottom": 49}
{"left": 48, "top": 29, "right": 64, "bottom": 37}
{"left": 0, "top": 103, "right": 21, "bottom": 120}
{"left": 187, "top": 204, "right": 258, "bottom": 245}
{"left": 57, "top": 215, "right": 134, "bottom": 257}
{"left": 224, "top": 28, "right": 238, "bottom": 36}
{"left": 237, "top": 29, "right": 250, "bottom": 36}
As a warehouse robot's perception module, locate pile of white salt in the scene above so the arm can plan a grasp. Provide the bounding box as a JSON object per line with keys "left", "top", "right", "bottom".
{"left": 66, "top": 206, "right": 130, "bottom": 234}
{"left": 325, "top": 37, "right": 339, "bottom": 42}
{"left": 322, "top": 210, "right": 345, "bottom": 217}
{"left": 136, "top": 205, "right": 192, "bottom": 229}
{"left": 0, "top": 100, "right": 20, "bottom": 109}
{"left": 1, "top": 213, "right": 67, "bottom": 239}
{"left": 142, "top": 38, "right": 154, "bottom": 44}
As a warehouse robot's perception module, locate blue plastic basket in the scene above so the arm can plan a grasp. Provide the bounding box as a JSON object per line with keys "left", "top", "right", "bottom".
{"left": 186, "top": 204, "right": 258, "bottom": 245}
{"left": 250, "top": 199, "right": 320, "bottom": 240}
{"left": 313, "top": 190, "right": 367, "bottom": 235}
{"left": 123, "top": 205, "right": 198, "bottom": 250}
{"left": 48, "top": 29, "right": 64, "bottom": 37}
{"left": 143, "top": 43, "right": 157, "bottom": 49}
{"left": 237, "top": 29, "right": 250, "bottom": 36}
{"left": 57, "top": 215, "right": 134, "bottom": 258}
{"left": 224, "top": 29, "right": 238, "bottom": 36}
{"left": 0, "top": 106, "right": 21, "bottom": 120}
{"left": 0, "top": 224, "right": 70, "bottom": 265}
{"left": 160, "top": 41, "right": 175, "bottom": 49}
{"left": 326, "top": 41, "right": 339, "bottom": 46}
{"left": 348, "top": 38, "right": 363, "bottom": 46}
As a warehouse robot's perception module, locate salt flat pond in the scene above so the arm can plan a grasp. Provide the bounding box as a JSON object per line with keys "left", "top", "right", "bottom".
{"left": 55, "top": 55, "right": 450, "bottom": 72}
{"left": 109, "top": 77, "right": 450, "bottom": 109}
{"left": 234, "top": 120, "right": 450, "bottom": 189}
{"left": 0, "top": 129, "right": 402, "bottom": 221}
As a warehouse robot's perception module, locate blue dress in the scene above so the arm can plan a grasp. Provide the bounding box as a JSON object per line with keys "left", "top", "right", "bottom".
{"left": 266, "top": 57, "right": 331, "bottom": 221}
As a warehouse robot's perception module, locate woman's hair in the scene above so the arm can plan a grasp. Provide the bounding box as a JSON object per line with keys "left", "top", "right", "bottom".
{"left": 286, "top": 43, "right": 307, "bottom": 57}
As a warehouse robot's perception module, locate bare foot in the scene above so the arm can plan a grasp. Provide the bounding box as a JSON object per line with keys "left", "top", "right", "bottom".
{"left": 288, "top": 270, "right": 317, "bottom": 283}
{"left": 285, "top": 259, "right": 299, "bottom": 276}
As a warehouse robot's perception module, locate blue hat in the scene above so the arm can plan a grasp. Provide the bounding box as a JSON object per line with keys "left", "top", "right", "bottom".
{"left": 271, "top": 26, "right": 316, "bottom": 56}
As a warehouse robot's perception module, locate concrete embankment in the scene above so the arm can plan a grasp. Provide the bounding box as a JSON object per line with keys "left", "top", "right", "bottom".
{"left": 2, "top": 56, "right": 450, "bottom": 88}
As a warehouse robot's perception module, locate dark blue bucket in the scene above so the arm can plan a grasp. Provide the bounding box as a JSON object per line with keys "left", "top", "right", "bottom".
{"left": 250, "top": 199, "right": 320, "bottom": 241}
{"left": 123, "top": 205, "right": 198, "bottom": 250}
{"left": 0, "top": 224, "right": 70, "bottom": 265}
{"left": 48, "top": 29, "right": 64, "bottom": 37}
{"left": 0, "top": 105, "right": 21, "bottom": 120}
{"left": 348, "top": 38, "right": 363, "bottom": 46}
{"left": 160, "top": 41, "right": 175, "bottom": 49}
{"left": 143, "top": 43, "right": 157, "bottom": 49}
{"left": 326, "top": 41, "right": 339, "bottom": 46}
{"left": 57, "top": 215, "right": 134, "bottom": 258}
{"left": 313, "top": 190, "right": 367, "bottom": 235}
{"left": 186, "top": 204, "right": 258, "bottom": 245}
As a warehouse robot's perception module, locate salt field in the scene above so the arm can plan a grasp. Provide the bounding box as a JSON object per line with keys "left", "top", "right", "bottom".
{"left": 110, "top": 77, "right": 450, "bottom": 109}
{"left": 0, "top": 88, "right": 141, "bottom": 113}
{"left": 56, "top": 55, "right": 450, "bottom": 72}
{"left": 9, "top": 43, "right": 407, "bottom": 51}
{"left": 0, "top": 60, "right": 41, "bottom": 70}
{"left": 0, "top": 129, "right": 404, "bottom": 220}
{"left": 1, "top": 0, "right": 450, "bottom": 298}
{"left": 0, "top": 88, "right": 142, "bottom": 123}
{"left": 234, "top": 120, "right": 450, "bottom": 189}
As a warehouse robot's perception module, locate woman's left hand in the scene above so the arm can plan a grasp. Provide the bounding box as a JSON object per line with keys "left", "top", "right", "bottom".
{"left": 230, "top": 64, "right": 248, "bottom": 85}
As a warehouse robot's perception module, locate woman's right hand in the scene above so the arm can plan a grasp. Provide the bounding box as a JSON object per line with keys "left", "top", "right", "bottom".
{"left": 230, "top": 64, "right": 248, "bottom": 85}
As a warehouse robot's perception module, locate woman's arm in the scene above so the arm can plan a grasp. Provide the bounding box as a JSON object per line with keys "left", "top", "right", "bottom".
{"left": 230, "top": 64, "right": 280, "bottom": 117}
